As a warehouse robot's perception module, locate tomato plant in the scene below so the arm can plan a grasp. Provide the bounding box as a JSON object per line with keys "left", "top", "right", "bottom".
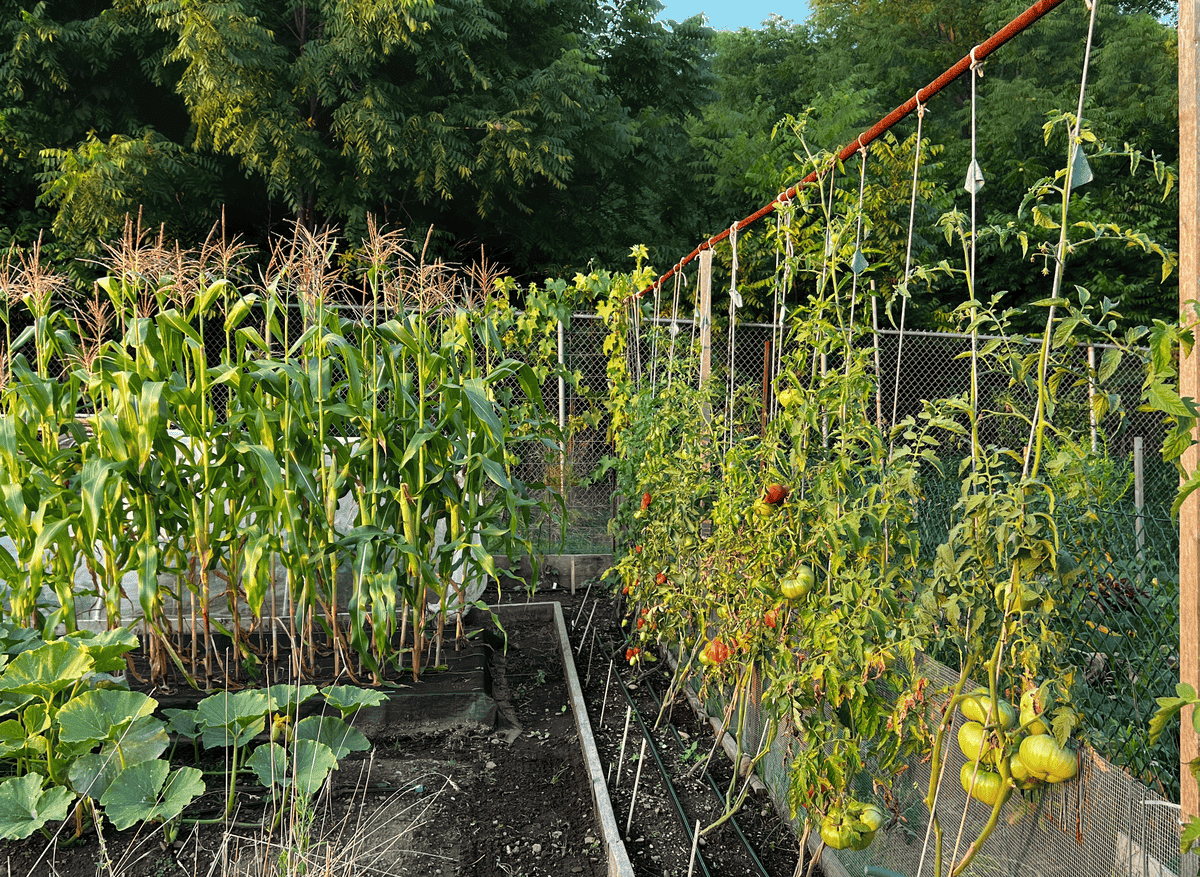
{"left": 594, "top": 125, "right": 1182, "bottom": 872}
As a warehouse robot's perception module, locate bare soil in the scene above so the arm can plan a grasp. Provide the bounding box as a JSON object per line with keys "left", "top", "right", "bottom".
{"left": 0, "top": 576, "right": 806, "bottom": 877}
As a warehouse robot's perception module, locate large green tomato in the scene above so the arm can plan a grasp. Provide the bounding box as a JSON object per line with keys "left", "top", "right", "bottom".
{"left": 1018, "top": 734, "right": 1077, "bottom": 783}
{"left": 959, "top": 762, "right": 1008, "bottom": 807}
{"left": 960, "top": 689, "right": 1017, "bottom": 729}
{"left": 819, "top": 810, "right": 864, "bottom": 850}
{"left": 956, "top": 721, "right": 998, "bottom": 765}
{"left": 778, "top": 388, "right": 801, "bottom": 409}
{"left": 780, "top": 565, "right": 816, "bottom": 600}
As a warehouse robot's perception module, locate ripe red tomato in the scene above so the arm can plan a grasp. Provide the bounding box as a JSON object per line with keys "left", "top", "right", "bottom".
{"left": 764, "top": 484, "right": 790, "bottom": 504}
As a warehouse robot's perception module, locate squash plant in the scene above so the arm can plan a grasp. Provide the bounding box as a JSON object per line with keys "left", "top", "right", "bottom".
{"left": 0, "top": 627, "right": 387, "bottom": 841}
{"left": 0, "top": 629, "right": 205, "bottom": 840}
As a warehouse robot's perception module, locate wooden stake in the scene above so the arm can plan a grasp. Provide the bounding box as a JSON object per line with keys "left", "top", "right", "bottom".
{"left": 584, "top": 625, "right": 599, "bottom": 689}
{"left": 578, "top": 601, "right": 599, "bottom": 646}
{"left": 598, "top": 661, "right": 615, "bottom": 729}
{"left": 687, "top": 820, "right": 702, "bottom": 877}
{"left": 571, "top": 577, "right": 595, "bottom": 628}
{"left": 1181, "top": 0, "right": 1200, "bottom": 827}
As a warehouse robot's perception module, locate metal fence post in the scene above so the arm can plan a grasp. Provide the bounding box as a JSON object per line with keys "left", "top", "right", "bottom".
{"left": 1088, "top": 344, "right": 1098, "bottom": 453}
{"left": 1135, "top": 436, "right": 1145, "bottom": 583}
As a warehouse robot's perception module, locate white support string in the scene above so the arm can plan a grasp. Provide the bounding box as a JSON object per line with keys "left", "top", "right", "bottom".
{"left": 846, "top": 138, "right": 870, "bottom": 370}
{"left": 815, "top": 154, "right": 839, "bottom": 305}
{"left": 630, "top": 298, "right": 643, "bottom": 388}
{"left": 773, "top": 201, "right": 795, "bottom": 419}
{"left": 891, "top": 91, "right": 928, "bottom": 431}
{"left": 967, "top": 45, "right": 983, "bottom": 470}
{"left": 667, "top": 267, "right": 684, "bottom": 389}
{"left": 770, "top": 210, "right": 782, "bottom": 419}
{"left": 650, "top": 280, "right": 662, "bottom": 393}
{"left": 1022, "top": 0, "right": 1101, "bottom": 478}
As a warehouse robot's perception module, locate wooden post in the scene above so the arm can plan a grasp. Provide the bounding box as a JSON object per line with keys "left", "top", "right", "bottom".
{"left": 698, "top": 249, "right": 713, "bottom": 418}
{"left": 1180, "top": 0, "right": 1200, "bottom": 828}
{"left": 558, "top": 319, "right": 567, "bottom": 510}
{"left": 698, "top": 249, "right": 714, "bottom": 540}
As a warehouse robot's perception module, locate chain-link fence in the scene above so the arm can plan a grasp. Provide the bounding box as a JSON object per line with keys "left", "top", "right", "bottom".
{"left": 520, "top": 315, "right": 616, "bottom": 555}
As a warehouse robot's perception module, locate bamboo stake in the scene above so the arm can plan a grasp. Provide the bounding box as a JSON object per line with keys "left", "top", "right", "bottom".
{"left": 624, "top": 738, "right": 648, "bottom": 836}
{"left": 598, "top": 661, "right": 615, "bottom": 729}
{"left": 612, "top": 707, "right": 633, "bottom": 787}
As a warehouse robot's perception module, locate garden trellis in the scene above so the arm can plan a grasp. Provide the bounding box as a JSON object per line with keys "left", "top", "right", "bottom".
{"left": 601, "top": 0, "right": 1193, "bottom": 874}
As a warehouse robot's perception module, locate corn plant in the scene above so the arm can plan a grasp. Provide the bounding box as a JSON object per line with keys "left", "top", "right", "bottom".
{"left": 0, "top": 222, "right": 564, "bottom": 687}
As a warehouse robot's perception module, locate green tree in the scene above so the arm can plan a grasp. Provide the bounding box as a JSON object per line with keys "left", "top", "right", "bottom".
{"left": 0, "top": 0, "right": 217, "bottom": 258}
{"left": 2, "top": 0, "right": 718, "bottom": 278}
{"left": 687, "top": 0, "right": 1178, "bottom": 330}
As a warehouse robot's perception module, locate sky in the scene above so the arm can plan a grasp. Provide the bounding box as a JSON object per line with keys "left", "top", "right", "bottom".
{"left": 658, "top": 0, "right": 810, "bottom": 31}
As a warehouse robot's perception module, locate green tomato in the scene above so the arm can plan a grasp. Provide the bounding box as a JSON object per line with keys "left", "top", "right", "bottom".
{"left": 1020, "top": 688, "right": 1049, "bottom": 735}
{"left": 858, "top": 803, "right": 886, "bottom": 832}
{"left": 819, "top": 810, "right": 864, "bottom": 851}
{"left": 960, "top": 689, "right": 1017, "bottom": 729}
{"left": 959, "top": 762, "right": 1008, "bottom": 807}
{"left": 956, "top": 721, "right": 998, "bottom": 765}
{"left": 753, "top": 499, "right": 778, "bottom": 518}
{"left": 778, "top": 388, "right": 801, "bottom": 409}
{"left": 1007, "top": 750, "right": 1041, "bottom": 790}
{"left": 1018, "top": 733, "right": 1077, "bottom": 783}
{"left": 780, "top": 565, "right": 816, "bottom": 600}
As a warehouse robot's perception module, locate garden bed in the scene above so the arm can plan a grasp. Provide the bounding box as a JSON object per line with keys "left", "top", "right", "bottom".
{"left": 0, "top": 573, "right": 812, "bottom": 877}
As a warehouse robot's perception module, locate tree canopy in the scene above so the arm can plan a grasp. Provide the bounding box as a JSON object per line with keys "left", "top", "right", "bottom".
{"left": 3, "top": 0, "right": 717, "bottom": 274}
{"left": 0, "top": 0, "right": 1180, "bottom": 321}
{"left": 689, "top": 0, "right": 1178, "bottom": 329}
